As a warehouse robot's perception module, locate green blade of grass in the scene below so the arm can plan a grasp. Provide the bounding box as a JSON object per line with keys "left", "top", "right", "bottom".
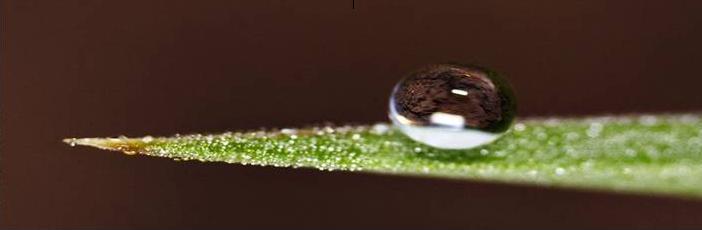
{"left": 65, "top": 114, "right": 702, "bottom": 198}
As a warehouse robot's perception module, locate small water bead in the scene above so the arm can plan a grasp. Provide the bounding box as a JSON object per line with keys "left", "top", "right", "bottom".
{"left": 351, "top": 134, "right": 361, "bottom": 140}
{"left": 389, "top": 64, "right": 516, "bottom": 149}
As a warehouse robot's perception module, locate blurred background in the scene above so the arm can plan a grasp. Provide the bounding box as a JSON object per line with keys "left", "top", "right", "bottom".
{"left": 3, "top": 0, "right": 702, "bottom": 228}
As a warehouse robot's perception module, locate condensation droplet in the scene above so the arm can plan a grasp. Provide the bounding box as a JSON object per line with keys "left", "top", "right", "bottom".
{"left": 623, "top": 168, "right": 632, "bottom": 174}
{"left": 480, "top": 149, "right": 489, "bottom": 155}
{"left": 527, "top": 170, "right": 538, "bottom": 177}
{"left": 625, "top": 148, "right": 636, "bottom": 156}
{"left": 141, "top": 136, "right": 154, "bottom": 143}
{"left": 639, "top": 115, "right": 658, "bottom": 126}
{"left": 351, "top": 134, "right": 361, "bottom": 140}
{"left": 587, "top": 122, "right": 603, "bottom": 138}
{"left": 388, "top": 64, "right": 516, "bottom": 149}
{"left": 555, "top": 167, "right": 566, "bottom": 176}
{"left": 565, "top": 132, "right": 579, "bottom": 140}
{"left": 371, "top": 123, "right": 389, "bottom": 134}
{"left": 280, "top": 128, "right": 296, "bottom": 134}
{"left": 67, "top": 138, "right": 77, "bottom": 147}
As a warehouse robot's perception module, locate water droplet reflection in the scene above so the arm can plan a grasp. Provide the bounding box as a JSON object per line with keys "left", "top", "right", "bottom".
{"left": 389, "top": 64, "right": 516, "bottom": 149}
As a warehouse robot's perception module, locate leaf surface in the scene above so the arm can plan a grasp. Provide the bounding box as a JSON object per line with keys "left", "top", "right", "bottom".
{"left": 66, "top": 114, "right": 702, "bottom": 198}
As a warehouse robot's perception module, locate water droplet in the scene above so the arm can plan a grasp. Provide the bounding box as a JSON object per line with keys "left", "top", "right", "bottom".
{"left": 371, "top": 123, "right": 389, "bottom": 134}
{"left": 527, "top": 170, "right": 538, "bottom": 177}
{"left": 351, "top": 134, "right": 361, "bottom": 140}
{"left": 625, "top": 148, "right": 636, "bottom": 156}
{"left": 421, "top": 166, "right": 430, "bottom": 173}
{"left": 67, "top": 138, "right": 78, "bottom": 147}
{"left": 480, "top": 149, "right": 489, "bottom": 155}
{"left": 623, "top": 168, "right": 632, "bottom": 174}
{"left": 388, "top": 64, "right": 516, "bottom": 149}
{"left": 323, "top": 126, "right": 334, "bottom": 133}
{"left": 679, "top": 114, "right": 699, "bottom": 123}
{"left": 639, "top": 115, "right": 658, "bottom": 126}
{"left": 555, "top": 167, "right": 566, "bottom": 176}
{"left": 281, "top": 128, "right": 297, "bottom": 135}
{"left": 587, "top": 122, "right": 603, "bottom": 138}
{"left": 141, "top": 136, "right": 154, "bottom": 143}
{"left": 565, "top": 132, "right": 579, "bottom": 140}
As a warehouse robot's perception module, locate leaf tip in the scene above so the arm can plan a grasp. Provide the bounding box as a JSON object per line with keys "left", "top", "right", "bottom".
{"left": 63, "top": 137, "right": 148, "bottom": 154}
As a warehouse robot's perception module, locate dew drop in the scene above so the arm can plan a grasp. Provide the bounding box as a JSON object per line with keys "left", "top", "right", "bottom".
{"left": 555, "top": 167, "right": 566, "bottom": 176}
{"left": 388, "top": 63, "right": 516, "bottom": 149}
{"left": 639, "top": 115, "right": 658, "bottom": 126}
{"left": 67, "top": 138, "right": 78, "bottom": 147}
{"left": 527, "top": 170, "right": 538, "bottom": 177}
{"left": 625, "top": 148, "right": 636, "bottom": 156}
{"left": 351, "top": 134, "right": 361, "bottom": 140}
{"left": 480, "top": 149, "right": 489, "bottom": 155}
{"left": 280, "top": 128, "right": 297, "bottom": 135}
{"left": 565, "top": 132, "right": 579, "bottom": 140}
{"left": 421, "top": 166, "right": 430, "bottom": 173}
{"left": 587, "top": 122, "right": 603, "bottom": 138}
{"left": 371, "top": 123, "right": 389, "bottom": 134}
{"left": 141, "top": 136, "right": 154, "bottom": 143}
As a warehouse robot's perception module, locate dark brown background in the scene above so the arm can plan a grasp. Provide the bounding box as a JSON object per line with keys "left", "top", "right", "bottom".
{"left": 3, "top": 0, "right": 702, "bottom": 228}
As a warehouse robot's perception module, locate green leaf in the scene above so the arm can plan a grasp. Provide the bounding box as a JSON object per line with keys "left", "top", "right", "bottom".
{"left": 65, "top": 114, "right": 702, "bottom": 198}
